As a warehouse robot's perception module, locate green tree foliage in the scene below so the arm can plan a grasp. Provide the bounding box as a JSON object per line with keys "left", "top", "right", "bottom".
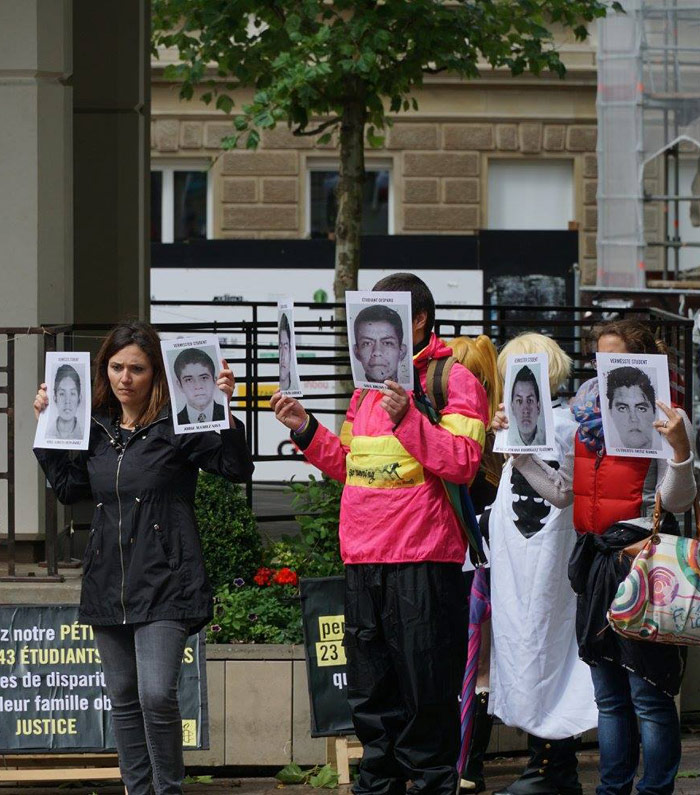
{"left": 194, "top": 471, "right": 263, "bottom": 592}
{"left": 153, "top": 0, "right": 620, "bottom": 296}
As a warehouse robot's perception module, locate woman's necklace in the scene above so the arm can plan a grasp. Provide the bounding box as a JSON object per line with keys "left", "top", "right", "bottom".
{"left": 111, "top": 414, "right": 141, "bottom": 451}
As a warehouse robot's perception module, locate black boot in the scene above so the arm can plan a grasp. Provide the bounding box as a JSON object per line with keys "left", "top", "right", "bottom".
{"left": 491, "top": 735, "right": 582, "bottom": 795}
{"left": 460, "top": 691, "right": 494, "bottom": 794}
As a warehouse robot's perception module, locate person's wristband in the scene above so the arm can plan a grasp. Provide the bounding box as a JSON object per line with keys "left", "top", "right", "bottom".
{"left": 295, "top": 415, "right": 310, "bottom": 434}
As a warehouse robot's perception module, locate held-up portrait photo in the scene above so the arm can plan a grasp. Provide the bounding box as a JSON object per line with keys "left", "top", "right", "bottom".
{"left": 596, "top": 352, "right": 672, "bottom": 459}
{"left": 161, "top": 335, "right": 229, "bottom": 435}
{"left": 494, "top": 353, "right": 555, "bottom": 454}
{"left": 33, "top": 352, "right": 91, "bottom": 451}
{"left": 345, "top": 291, "right": 414, "bottom": 391}
{"left": 278, "top": 299, "right": 303, "bottom": 397}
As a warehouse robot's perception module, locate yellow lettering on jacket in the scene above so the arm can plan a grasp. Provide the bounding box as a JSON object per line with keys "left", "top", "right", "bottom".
{"left": 345, "top": 435, "right": 424, "bottom": 488}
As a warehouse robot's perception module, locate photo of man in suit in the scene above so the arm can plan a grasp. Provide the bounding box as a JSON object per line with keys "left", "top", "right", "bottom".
{"left": 174, "top": 347, "right": 226, "bottom": 424}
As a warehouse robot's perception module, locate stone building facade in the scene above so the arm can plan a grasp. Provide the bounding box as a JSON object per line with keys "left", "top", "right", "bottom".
{"left": 151, "top": 35, "right": 603, "bottom": 283}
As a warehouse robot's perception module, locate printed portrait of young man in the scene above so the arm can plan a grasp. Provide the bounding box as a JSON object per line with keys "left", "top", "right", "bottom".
{"left": 173, "top": 347, "right": 225, "bottom": 424}
{"left": 352, "top": 304, "right": 408, "bottom": 384}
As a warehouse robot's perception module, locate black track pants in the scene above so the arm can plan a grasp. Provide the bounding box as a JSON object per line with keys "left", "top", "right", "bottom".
{"left": 344, "top": 562, "right": 469, "bottom": 795}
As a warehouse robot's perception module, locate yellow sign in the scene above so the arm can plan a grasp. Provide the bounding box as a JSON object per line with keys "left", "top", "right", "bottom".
{"left": 182, "top": 719, "right": 197, "bottom": 747}
{"left": 315, "top": 640, "right": 346, "bottom": 667}
{"left": 318, "top": 615, "right": 344, "bottom": 642}
{"left": 235, "top": 383, "right": 278, "bottom": 408}
{"left": 316, "top": 614, "right": 346, "bottom": 667}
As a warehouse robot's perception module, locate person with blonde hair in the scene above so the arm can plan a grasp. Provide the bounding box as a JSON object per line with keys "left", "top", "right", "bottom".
{"left": 498, "top": 320, "right": 695, "bottom": 795}
{"left": 485, "top": 333, "right": 597, "bottom": 795}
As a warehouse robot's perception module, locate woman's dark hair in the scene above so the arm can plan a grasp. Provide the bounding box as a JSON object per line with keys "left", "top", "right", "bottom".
{"left": 593, "top": 319, "right": 666, "bottom": 355}
{"left": 372, "top": 272, "right": 435, "bottom": 334}
{"left": 54, "top": 364, "right": 81, "bottom": 398}
{"left": 93, "top": 322, "right": 169, "bottom": 426}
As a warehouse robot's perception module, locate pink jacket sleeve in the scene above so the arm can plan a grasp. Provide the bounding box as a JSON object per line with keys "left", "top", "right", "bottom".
{"left": 394, "top": 364, "right": 488, "bottom": 484}
{"left": 297, "top": 391, "right": 359, "bottom": 484}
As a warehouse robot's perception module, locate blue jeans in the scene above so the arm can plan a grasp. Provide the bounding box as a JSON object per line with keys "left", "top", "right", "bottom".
{"left": 94, "top": 620, "right": 189, "bottom": 795}
{"left": 590, "top": 660, "right": 680, "bottom": 795}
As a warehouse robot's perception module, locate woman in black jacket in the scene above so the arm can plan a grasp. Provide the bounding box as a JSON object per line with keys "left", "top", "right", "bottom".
{"left": 33, "top": 322, "right": 254, "bottom": 795}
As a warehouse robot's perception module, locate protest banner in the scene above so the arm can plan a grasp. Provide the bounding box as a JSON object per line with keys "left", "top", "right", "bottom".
{"left": 0, "top": 605, "right": 207, "bottom": 752}
{"left": 300, "top": 577, "right": 353, "bottom": 737}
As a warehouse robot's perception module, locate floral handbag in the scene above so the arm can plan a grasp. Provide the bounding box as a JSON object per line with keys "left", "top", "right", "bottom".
{"left": 608, "top": 495, "right": 700, "bottom": 646}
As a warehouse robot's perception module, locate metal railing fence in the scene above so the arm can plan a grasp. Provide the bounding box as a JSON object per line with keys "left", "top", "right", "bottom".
{"left": 0, "top": 303, "right": 694, "bottom": 579}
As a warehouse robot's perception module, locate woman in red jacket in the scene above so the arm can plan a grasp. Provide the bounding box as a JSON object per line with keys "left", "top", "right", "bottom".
{"left": 496, "top": 319, "right": 695, "bottom": 795}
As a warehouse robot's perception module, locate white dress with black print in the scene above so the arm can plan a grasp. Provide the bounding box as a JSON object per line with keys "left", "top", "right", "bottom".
{"left": 488, "top": 401, "right": 597, "bottom": 739}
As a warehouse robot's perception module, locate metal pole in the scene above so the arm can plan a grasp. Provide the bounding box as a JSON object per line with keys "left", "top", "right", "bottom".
{"left": 6, "top": 333, "right": 15, "bottom": 578}
{"left": 43, "top": 331, "right": 58, "bottom": 577}
{"left": 244, "top": 322, "right": 254, "bottom": 509}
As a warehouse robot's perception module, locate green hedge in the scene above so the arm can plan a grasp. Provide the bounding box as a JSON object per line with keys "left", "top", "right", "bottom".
{"left": 195, "top": 471, "right": 263, "bottom": 593}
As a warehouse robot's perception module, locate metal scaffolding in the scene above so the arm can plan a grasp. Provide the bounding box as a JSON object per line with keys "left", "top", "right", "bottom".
{"left": 597, "top": 0, "right": 700, "bottom": 288}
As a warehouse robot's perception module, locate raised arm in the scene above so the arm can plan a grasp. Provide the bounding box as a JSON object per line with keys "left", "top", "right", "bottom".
{"left": 511, "top": 451, "right": 575, "bottom": 509}
{"left": 177, "top": 418, "right": 254, "bottom": 483}
{"left": 496, "top": 402, "right": 575, "bottom": 509}
{"left": 32, "top": 381, "right": 92, "bottom": 504}
{"left": 390, "top": 364, "right": 488, "bottom": 485}
{"left": 271, "top": 391, "right": 358, "bottom": 484}
{"left": 655, "top": 404, "right": 696, "bottom": 514}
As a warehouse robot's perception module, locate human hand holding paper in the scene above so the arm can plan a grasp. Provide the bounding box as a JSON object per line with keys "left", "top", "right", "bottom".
{"left": 380, "top": 380, "right": 410, "bottom": 424}
{"left": 33, "top": 383, "right": 49, "bottom": 420}
{"left": 271, "top": 392, "right": 309, "bottom": 432}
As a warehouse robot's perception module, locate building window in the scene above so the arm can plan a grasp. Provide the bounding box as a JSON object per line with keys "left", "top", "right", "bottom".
{"left": 487, "top": 160, "right": 574, "bottom": 230}
{"left": 151, "top": 162, "right": 212, "bottom": 243}
{"left": 307, "top": 164, "right": 391, "bottom": 238}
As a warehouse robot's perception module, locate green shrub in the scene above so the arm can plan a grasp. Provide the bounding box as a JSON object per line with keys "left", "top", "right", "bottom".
{"left": 195, "top": 471, "right": 263, "bottom": 593}
{"left": 265, "top": 475, "right": 344, "bottom": 578}
{"left": 208, "top": 580, "right": 302, "bottom": 644}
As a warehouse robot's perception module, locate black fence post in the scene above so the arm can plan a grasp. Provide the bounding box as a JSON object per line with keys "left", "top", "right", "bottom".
{"left": 244, "top": 321, "right": 254, "bottom": 510}
{"left": 6, "top": 333, "right": 15, "bottom": 578}
{"left": 43, "top": 330, "right": 59, "bottom": 578}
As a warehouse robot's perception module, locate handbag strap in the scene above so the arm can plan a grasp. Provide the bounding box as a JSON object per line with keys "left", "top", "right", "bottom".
{"left": 652, "top": 492, "right": 700, "bottom": 541}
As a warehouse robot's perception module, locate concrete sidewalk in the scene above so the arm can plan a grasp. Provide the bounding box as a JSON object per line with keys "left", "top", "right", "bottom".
{"left": 3, "top": 737, "right": 700, "bottom": 795}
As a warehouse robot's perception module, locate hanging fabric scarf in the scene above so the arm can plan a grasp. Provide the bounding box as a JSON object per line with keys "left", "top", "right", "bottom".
{"left": 570, "top": 377, "right": 605, "bottom": 454}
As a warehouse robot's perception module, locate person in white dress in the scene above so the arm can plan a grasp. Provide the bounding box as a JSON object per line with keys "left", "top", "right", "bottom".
{"left": 488, "top": 334, "right": 597, "bottom": 795}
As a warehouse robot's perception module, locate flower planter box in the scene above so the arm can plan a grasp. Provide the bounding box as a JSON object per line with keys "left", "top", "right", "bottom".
{"left": 183, "top": 644, "right": 599, "bottom": 770}
{"left": 183, "top": 643, "right": 327, "bottom": 768}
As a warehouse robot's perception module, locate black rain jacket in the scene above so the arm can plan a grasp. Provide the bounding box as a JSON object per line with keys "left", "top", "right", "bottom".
{"left": 568, "top": 519, "right": 686, "bottom": 696}
{"left": 34, "top": 407, "right": 254, "bottom": 634}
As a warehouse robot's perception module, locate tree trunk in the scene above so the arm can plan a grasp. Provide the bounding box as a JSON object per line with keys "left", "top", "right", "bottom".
{"left": 334, "top": 99, "right": 366, "bottom": 300}
{"left": 333, "top": 98, "right": 365, "bottom": 430}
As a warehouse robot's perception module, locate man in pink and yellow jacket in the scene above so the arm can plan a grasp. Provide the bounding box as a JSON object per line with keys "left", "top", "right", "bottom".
{"left": 271, "top": 273, "right": 488, "bottom": 795}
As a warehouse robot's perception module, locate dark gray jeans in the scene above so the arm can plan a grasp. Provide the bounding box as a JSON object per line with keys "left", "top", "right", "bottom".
{"left": 94, "top": 620, "right": 189, "bottom": 795}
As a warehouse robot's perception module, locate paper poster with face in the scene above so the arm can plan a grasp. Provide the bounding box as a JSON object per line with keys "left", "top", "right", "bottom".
{"left": 161, "top": 335, "right": 229, "bottom": 435}
{"left": 346, "top": 291, "right": 414, "bottom": 392}
{"left": 278, "top": 299, "right": 303, "bottom": 398}
{"left": 494, "top": 353, "right": 555, "bottom": 454}
{"left": 34, "top": 352, "right": 92, "bottom": 451}
{"left": 596, "top": 352, "right": 672, "bottom": 459}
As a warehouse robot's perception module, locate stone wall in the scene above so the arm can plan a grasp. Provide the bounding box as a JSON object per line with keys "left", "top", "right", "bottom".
{"left": 152, "top": 99, "right": 599, "bottom": 281}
